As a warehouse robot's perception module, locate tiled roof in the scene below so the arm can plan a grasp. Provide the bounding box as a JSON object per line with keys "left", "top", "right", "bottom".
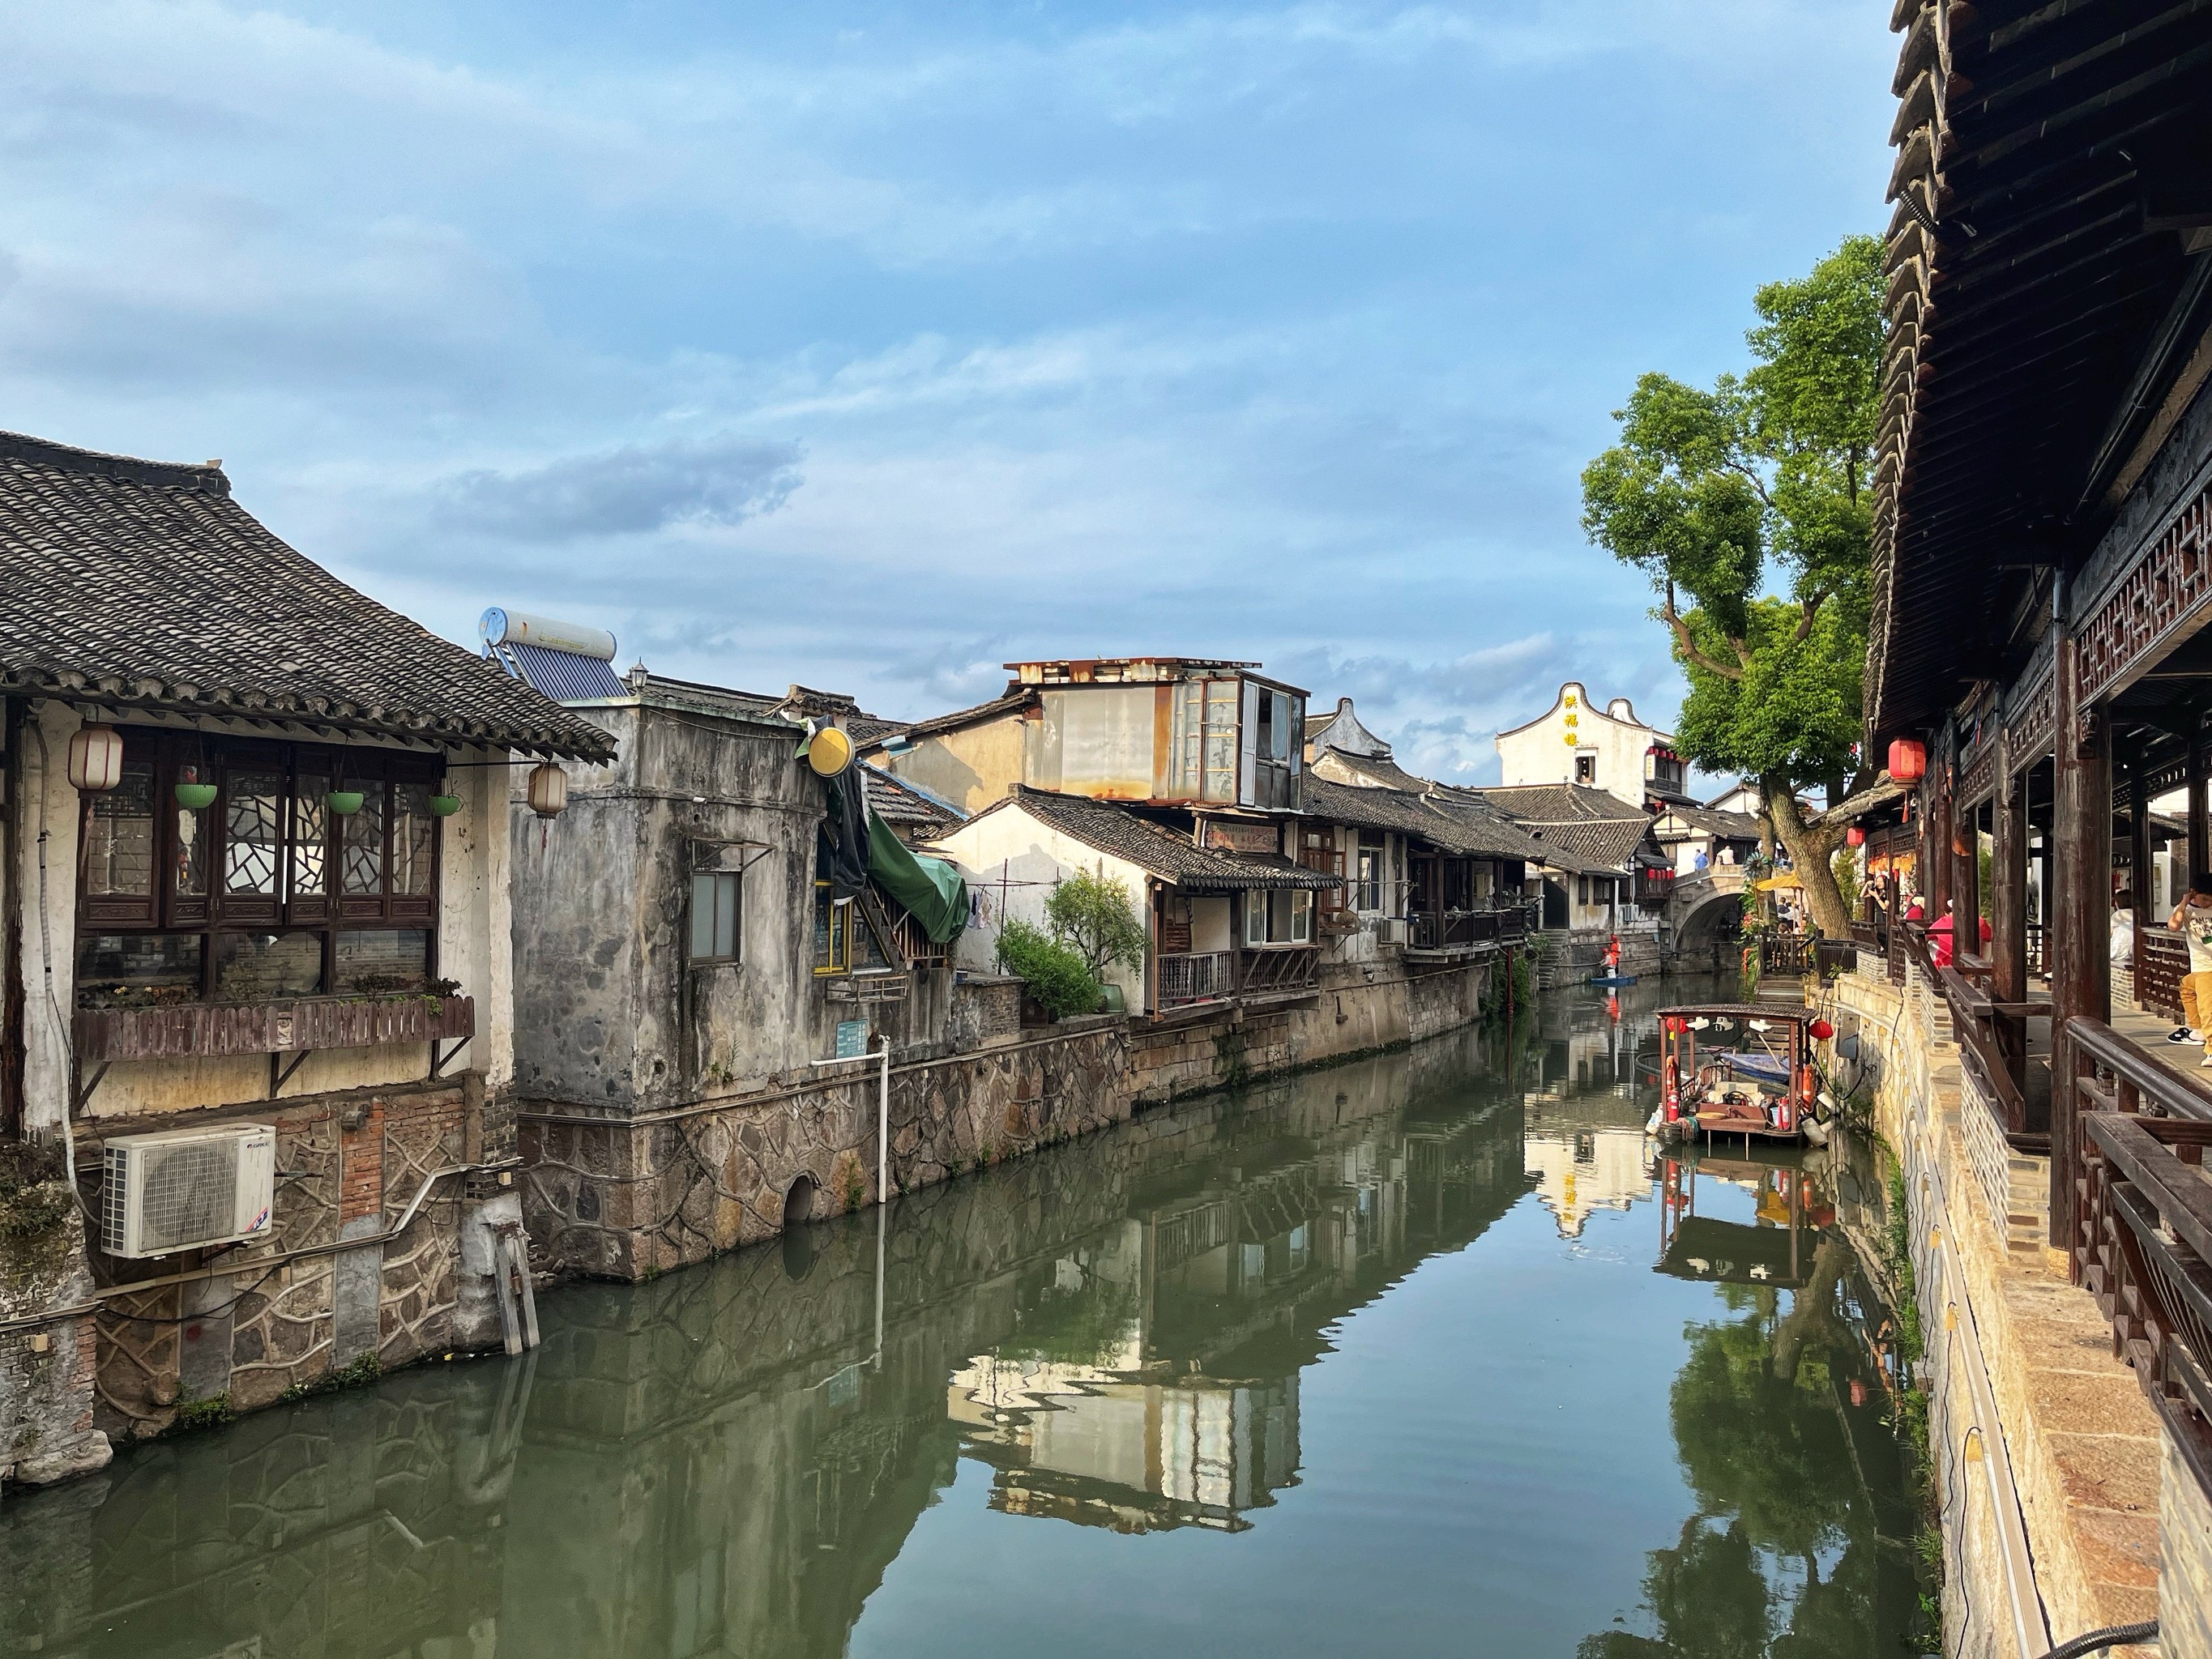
{"left": 1477, "top": 782, "right": 1648, "bottom": 821}
{"left": 997, "top": 787, "right": 1338, "bottom": 890}
{"left": 1655, "top": 804, "right": 1763, "bottom": 841}
{"left": 1524, "top": 817, "right": 1654, "bottom": 870}
{"left": 873, "top": 688, "right": 1031, "bottom": 744}
{"left": 1299, "top": 774, "right": 1543, "bottom": 861}
{"left": 1471, "top": 782, "right": 1655, "bottom": 873}
{"left": 862, "top": 763, "right": 963, "bottom": 828}
{"left": 1309, "top": 750, "right": 1433, "bottom": 792}
{"left": 0, "top": 432, "right": 613, "bottom": 760}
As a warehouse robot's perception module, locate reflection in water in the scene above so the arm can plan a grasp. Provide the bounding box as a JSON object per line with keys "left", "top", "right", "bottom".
{"left": 0, "top": 981, "right": 1924, "bottom": 1657}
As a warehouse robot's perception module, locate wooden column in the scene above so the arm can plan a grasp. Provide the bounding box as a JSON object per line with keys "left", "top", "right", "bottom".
{"left": 1954, "top": 795, "right": 1981, "bottom": 954}
{"left": 1992, "top": 742, "right": 2031, "bottom": 1107}
{"left": 1925, "top": 756, "right": 1954, "bottom": 920}
{"left": 2129, "top": 756, "right": 2152, "bottom": 953}
{"left": 2050, "top": 628, "right": 2111, "bottom": 1250}
{"left": 2191, "top": 723, "right": 2208, "bottom": 887}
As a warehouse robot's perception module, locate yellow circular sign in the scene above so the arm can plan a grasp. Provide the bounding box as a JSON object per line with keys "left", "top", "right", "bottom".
{"left": 807, "top": 726, "right": 855, "bottom": 777}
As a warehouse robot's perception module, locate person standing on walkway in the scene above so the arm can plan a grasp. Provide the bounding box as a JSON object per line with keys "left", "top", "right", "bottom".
{"left": 2164, "top": 872, "right": 2212, "bottom": 1063}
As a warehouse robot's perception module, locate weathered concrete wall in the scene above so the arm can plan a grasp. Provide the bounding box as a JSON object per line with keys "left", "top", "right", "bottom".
{"left": 877, "top": 710, "right": 1027, "bottom": 817}
{"left": 1829, "top": 967, "right": 2167, "bottom": 1656}
{"left": 519, "top": 953, "right": 1498, "bottom": 1281}
{"left": 512, "top": 697, "right": 956, "bottom": 1114}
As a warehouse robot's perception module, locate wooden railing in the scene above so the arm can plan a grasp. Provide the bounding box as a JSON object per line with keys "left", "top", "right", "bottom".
{"left": 2026, "top": 920, "right": 2046, "bottom": 980}
{"left": 1939, "top": 962, "right": 2049, "bottom": 1145}
{"left": 1758, "top": 933, "right": 1814, "bottom": 975}
{"left": 885, "top": 904, "right": 951, "bottom": 969}
{"left": 2136, "top": 925, "right": 2189, "bottom": 1022}
{"left": 1409, "top": 905, "right": 1526, "bottom": 952}
{"left": 2067, "top": 1016, "right": 2212, "bottom": 1501}
{"left": 75, "top": 992, "right": 474, "bottom": 1064}
{"left": 1158, "top": 949, "right": 1235, "bottom": 1007}
{"left": 1240, "top": 947, "right": 1321, "bottom": 995}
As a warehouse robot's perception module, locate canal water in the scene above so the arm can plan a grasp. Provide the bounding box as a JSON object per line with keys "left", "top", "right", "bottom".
{"left": 0, "top": 980, "right": 1927, "bottom": 1657}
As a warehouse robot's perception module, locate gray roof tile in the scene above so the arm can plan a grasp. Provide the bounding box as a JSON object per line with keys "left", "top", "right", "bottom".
{"left": 0, "top": 432, "right": 613, "bottom": 760}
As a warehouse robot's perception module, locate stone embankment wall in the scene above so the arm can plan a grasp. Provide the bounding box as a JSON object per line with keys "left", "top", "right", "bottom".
{"left": 1529, "top": 926, "right": 1663, "bottom": 990}
{"left": 1825, "top": 966, "right": 2186, "bottom": 1658}
{"left": 2, "top": 1072, "right": 522, "bottom": 1491}
{"left": 519, "top": 952, "right": 1500, "bottom": 1280}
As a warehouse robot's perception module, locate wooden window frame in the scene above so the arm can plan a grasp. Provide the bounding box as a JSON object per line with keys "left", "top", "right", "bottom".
{"left": 75, "top": 727, "right": 442, "bottom": 1007}
{"left": 689, "top": 869, "right": 743, "bottom": 966}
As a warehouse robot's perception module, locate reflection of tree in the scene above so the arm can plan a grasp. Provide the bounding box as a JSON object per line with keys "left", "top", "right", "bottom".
{"left": 1582, "top": 1245, "right": 1911, "bottom": 1657}
{"left": 1578, "top": 1517, "right": 1773, "bottom": 1659}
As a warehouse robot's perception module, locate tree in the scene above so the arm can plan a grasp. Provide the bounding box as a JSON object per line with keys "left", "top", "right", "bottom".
{"left": 1044, "top": 868, "right": 1147, "bottom": 980}
{"left": 994, "top": 919, "right": 1100, "bottom": 1019}
{"left": 1582, "top": 236, "right": 1886, "bottom": 937}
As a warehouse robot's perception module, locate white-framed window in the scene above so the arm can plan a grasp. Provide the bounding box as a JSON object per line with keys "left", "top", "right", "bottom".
{"left": 1354, "top": 832, "right": 1385, "bottom": 912}
{"left": 1245, "top": 889, "right": 1314, "bottom": 945}
{"left": 1575, "top": 753, "right": 1597, "bottom": 785}
{"left": 690, "top": 871, "right": 741, "bottom": 963}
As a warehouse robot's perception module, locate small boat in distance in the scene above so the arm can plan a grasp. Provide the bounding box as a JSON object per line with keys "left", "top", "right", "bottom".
{"left": 1648, "top": 1004, "right": 1834, "bottom": 1150}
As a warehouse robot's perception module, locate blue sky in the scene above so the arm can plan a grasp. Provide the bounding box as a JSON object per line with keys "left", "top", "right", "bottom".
{"left": 0, "top": 2, "right": 1895, "bottom": 783}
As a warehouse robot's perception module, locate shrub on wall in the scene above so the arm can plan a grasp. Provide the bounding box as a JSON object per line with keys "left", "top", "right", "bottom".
{"left": 995, "top": 919, "right": 1101, "bottom": 1020}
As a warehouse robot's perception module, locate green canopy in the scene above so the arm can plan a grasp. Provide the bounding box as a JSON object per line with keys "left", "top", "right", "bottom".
{"left": 867, "top": 813, "right": 969, "bottom": 945}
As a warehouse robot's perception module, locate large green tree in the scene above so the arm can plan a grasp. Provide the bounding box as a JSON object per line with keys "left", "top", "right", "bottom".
{"left": 1582, "top": 236, "right": 1889, "bottom": 937}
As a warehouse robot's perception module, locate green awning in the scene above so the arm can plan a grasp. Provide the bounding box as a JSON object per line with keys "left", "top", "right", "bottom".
{"left": 867, "top": 813, "right": 968, "bottom": 945}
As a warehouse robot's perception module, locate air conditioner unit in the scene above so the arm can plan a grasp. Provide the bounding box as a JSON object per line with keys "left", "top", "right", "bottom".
{"left": 1373, "top": 918, "right": 1407, "bottom": 946}
{"left": 101, "top": 1124, "right": 275, "bottom": 1258}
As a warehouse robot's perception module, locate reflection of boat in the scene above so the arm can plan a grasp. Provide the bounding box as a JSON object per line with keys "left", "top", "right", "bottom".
{"left": 1655, "top": 1154, "right": 1829, "bottom": 1288}
{"left": 1652, "top": 1004, "right": 1831, "bottom": 1148}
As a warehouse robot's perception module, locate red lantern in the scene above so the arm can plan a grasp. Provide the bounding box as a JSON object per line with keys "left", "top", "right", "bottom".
{"left": 1845, "top": 825, "right": 1866, "bottom": 848}
{"left": 1887, "top": 738, "right": 1927, "bottom": 783}
{"left": 1809, "top": 1018, "right": 1834, "bottom": 1041}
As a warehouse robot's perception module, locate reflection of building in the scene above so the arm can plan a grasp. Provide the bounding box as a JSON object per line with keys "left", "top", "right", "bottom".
{"left": 1522, "top": 1121, "right": 1655, "bottom": 1238}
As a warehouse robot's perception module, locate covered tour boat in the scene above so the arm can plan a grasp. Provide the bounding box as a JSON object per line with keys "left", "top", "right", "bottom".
{"left": 1651, "top": 1004, "right": 1833, "bottom": 1149}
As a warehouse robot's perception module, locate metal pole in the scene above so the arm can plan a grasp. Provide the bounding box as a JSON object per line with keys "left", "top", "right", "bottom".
{"left": 878, "top": 1035, "right": 890, "bottom": 1207}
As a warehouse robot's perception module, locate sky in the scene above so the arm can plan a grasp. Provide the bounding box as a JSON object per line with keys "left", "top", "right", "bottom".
{"left": 0, "top": 1, "right": 1897, "bottom": 784}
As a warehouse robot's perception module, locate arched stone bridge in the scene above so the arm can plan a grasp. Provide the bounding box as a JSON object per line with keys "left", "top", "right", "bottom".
{"left": 1661, "top": 866, "right": 1749, "bottom": 970}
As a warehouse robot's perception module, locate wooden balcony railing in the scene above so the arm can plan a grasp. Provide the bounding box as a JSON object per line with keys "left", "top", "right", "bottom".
{"left": 1758, "top": 933, "right": 1815, "bottom": 975}
{"left": 2135, "top": 925, "right": 2189, "bottom": 1023}
{"left": 1409, "top": 905, "right": 1527, "bottom": 952}
{"left": 75, "top": 992, "right": 474, "bottom": 1065}
{"left": 2066, "top": 1016, "right": 2212, "bottom": 1502}
{"left": 1240, "top": 947, "right": 1321, "bottom": 995}
{"left": 1158, "top": 949, "right": 1236, "bottom": 1007}
{"left": 1939, "top": 962, "right": 2048, "bottom": 1145}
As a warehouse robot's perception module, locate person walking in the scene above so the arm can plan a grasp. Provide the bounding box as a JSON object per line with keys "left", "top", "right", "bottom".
{"left": 2164, "top": 872, "right": 2212, "bottom": 1063}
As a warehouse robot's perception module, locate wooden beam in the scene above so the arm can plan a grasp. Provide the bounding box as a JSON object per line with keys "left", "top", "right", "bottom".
{"left": 2192, "top": 725, "right": 2208, "bottom": 882}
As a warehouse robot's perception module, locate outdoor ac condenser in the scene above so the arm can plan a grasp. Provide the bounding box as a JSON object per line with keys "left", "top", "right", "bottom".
{"left": 101, "top": 1124, "right": 276, "bottom": 1258}
{"left": 1373, "top": 918, "right": 1407, "bottom": 946}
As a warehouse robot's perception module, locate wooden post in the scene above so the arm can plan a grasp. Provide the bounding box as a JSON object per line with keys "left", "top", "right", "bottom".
{"left": 2129, "top": 755, "right": 2152, "bottom": 991}
{"left": 2051, "top": 628, "right": 2111, "bottom": 1250}
{"left": 1926, "top": 755, "right": 1954, "bottom": 922}
{"left": 1954, "top": 795, "right": 1980, "bottom": 954}
{"left": 1992, "top": 741, "right": 2031, "bottom": 1111}
{"left": 2191, "top": 723, "right": 2208, "bottom": 889}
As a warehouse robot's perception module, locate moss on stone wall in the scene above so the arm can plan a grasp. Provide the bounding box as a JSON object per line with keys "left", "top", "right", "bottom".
{"left": 0, "top": 1141, "right": 82, "bottom": 1294}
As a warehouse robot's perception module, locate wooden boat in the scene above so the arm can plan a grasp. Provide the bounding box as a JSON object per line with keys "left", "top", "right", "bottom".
{"left": 1651, "top": 1004, "right": 1833, "bottom": 1149}
{"left": 1589, "top": 973, "right": 1638, "bottom": 987}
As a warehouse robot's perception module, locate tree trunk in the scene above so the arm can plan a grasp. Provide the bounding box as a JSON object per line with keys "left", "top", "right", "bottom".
{"left": 1763, "top": 772, "right": 1852, "bottom": 938}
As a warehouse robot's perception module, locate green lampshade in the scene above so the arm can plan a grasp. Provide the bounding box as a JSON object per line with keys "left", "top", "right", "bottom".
{"left": 173, "top": 783, "right": 218, "bottom": 810}
{"left": 429, "top": 793, "right": 463, "bottom": 817}
{"left": 327, "top": 790, "right": 365, "bottom": 817}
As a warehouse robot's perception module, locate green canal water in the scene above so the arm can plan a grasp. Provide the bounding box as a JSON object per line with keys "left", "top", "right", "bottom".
{"left": 0, "top": 979, "right": 1927, "bottom": 1657}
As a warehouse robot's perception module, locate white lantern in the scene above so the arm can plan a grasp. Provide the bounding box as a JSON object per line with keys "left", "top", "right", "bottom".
{"left": 527, "top": 761, "right": 569, "bottom": 819}
{"left": 66, "top": 723, "right": 126, "bottom": 791}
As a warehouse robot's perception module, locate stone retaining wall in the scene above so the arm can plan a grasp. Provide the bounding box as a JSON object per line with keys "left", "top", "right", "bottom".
{"left": 1826, "top": 967, "right": 2171, "bottom": 1657}
{"left": 519, "top": 953, "right": 1501, "bottom": 1281}
{"left": 4, "top": 1073, "right": 518, "bottom": 1491}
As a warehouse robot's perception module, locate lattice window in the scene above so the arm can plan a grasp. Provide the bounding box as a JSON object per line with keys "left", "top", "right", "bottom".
{"left": 224, "top": 770, "right": 283, "bottom": 896}
{"left": 342, "top": 776, "right": 384, "bottom": 896}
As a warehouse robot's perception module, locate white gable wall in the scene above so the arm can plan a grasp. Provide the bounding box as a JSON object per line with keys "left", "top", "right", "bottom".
{"left": 1495, "top": 683, "right": 1666, "bottom": 810}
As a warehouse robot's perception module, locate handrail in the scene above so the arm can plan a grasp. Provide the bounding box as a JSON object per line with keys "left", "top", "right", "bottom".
{"left": 2065, "top": 1017, "right": 2212, "bottom": 1122}
{"left": 1942, "top": 963, "right": 2045, "bottom": 1142}
{"left": 2072, "top": 1060, "right": 2212, "bottom": 1504}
